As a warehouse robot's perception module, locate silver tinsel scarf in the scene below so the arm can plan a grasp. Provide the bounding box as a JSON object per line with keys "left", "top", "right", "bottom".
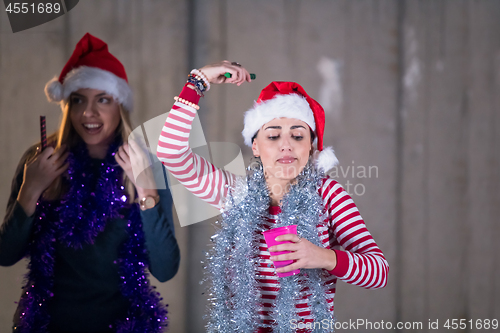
{"left": 204, "top": 158, "right": 335, "bottom": 332}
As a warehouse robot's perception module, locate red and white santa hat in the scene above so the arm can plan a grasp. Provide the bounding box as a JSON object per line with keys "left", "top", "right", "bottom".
{"left": 45, "top": 33, "right": 133, "bottom": 111}
{"left": 242, "top": 81, "right": 339, "bottom": 172}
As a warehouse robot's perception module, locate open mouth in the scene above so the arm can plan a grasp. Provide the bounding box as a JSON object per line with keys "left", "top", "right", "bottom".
{"left": 82, "top": 123, "right": 103, "bottom": 134}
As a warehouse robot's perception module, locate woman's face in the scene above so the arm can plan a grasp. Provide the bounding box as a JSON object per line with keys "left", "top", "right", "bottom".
{"left": 69, "top": 88, "right": 121, "bottom": 149}
{"left": 252, "top": 117, "right": 313, "bottom": 182}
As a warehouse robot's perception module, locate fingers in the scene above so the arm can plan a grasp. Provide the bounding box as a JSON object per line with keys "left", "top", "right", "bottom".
{"left": 270, "top": 251, "right": 300, "bottom": 262}
{"left": 27, "top": 146, "right": 43, "bottom": 164}
{"left": 223, "top": 65, "right": 240, "bottom": 84}
{"left": 243, "top": 67, "right": 252, "bottom": 82}
{"left": 268, "top": 243, "right": 300, "bottom": 254}
{"left": 123, "top": 142, "right": 131, "bottom": 155}
{"left": 119, "top": 145, "right": 130, "bottom": 159}
{"left": 128, "top": 141, "right": 144, "bottom": 166}
{"left": 268, "top": 233, "right": 302, "bottom": 253}
{"left": 199, "top": 60, "right": 252, "bottom": 85}
{"left": 230, "top": 62, "right": 252, "bottom": 83}
{"left": 42, "top": 145, "right": 68, "bottom": 172}
{"left": 37, "top": 146, "right": 55, "bottom": 161}
{"left": 115, "top": 155, "right": 125, "bottom": 171}
{"left": 128, "top": 139, "right": 138, "bottom": 151}
{"left": 47, "top": 144, "right": 67, "bottom": 162}
{"left": 115, "top": 147, "right": 129, "bottom": 167}
{"left": 115, "top": 145, "right": 130, "bottom": 167}
{"left": 55, "top": 162, "right": 70, "bottom": 175}
{"left": 271, "top": 240, "right": 331, "bottom": 271}
{"left": 274, "top": 233, "right": 301, "bottom": 243}
{"left": 52, "top": 151, "right": 70, "bottom": 169}
{"left": 199, "top": 61, "right": 232, "bottom": 84}
{"left": 128, "top": 140, "right": 146, "bottom": 159}
{"left": 226, "top": 64, "right": 248, "bottom": 86}
{"left": 114, "top": 155, "right": 124, "bottom": 170}
{"left": 276, "top": 261, "right": 301, "bottom": 273}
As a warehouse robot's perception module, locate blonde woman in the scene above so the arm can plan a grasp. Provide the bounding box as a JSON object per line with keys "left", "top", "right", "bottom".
{"left": 157, "top": 62, "right": 388, "bottom": 332}
{"left": 0, "top": 33, "right": 179, "bottom": 333}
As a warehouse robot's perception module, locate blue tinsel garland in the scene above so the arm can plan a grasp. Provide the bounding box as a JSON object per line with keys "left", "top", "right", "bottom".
{"left": 15, "top": 140, "right": 168, "bottom": 333}
{"left": 205, "top": 158, "right": 335, "bottom": 333}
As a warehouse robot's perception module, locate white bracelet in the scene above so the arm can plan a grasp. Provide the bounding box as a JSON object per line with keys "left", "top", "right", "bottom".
{"left": 190, "top": 69, "right": 210, "bottom": 92}
{"left": 174, "top": 96, "right": 200, "bottom": 110}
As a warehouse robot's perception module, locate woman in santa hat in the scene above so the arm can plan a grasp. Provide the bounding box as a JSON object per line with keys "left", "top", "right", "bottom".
{"left": 0, "top": 33, "right": 179, "bottom": 333}
{"left": 157, "top": 61, "right": 388, "bottom": 332}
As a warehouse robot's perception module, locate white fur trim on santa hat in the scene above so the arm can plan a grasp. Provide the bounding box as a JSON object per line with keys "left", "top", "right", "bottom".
{"left": 242, "top": 94, "right": 315, "bottom": 147}
{"left": 45, "top": 77, "right": 64, "bottom": 102}
{"left": 314, "top": 146, "right": 339, "bottom": 173}
{"left": 44, "top": 66, "right": 133, "bottom": 111}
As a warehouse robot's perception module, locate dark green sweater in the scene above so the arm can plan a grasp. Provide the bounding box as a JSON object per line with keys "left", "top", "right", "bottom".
{"left": 0, "top": 148, "right": 180, "bottom": 333}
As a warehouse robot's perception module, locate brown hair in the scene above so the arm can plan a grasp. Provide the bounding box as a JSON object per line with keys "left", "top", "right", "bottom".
{"left": 40, "top": 100, "right": 135, "bottom": 202}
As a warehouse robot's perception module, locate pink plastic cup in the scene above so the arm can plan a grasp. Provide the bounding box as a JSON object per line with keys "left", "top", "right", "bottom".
{"left": 263, "top": 225, "right": 300, "bottom": 277}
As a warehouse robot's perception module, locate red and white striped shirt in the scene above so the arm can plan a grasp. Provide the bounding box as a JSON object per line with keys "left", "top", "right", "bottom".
{"left": 157, "top": 85, "right": 389, "bottom": 331}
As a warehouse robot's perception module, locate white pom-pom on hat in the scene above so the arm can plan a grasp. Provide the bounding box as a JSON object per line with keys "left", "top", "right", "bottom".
{"left": 314, "top": 146, "right": 339, "bottom": 173}
{"left": 44, "top": 77, "right": 64, "bottom": 103}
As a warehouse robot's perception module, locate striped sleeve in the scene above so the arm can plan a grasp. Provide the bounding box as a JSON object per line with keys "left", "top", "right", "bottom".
{"left": 322, "top": 178, "right": 389, "bottom": 289}
{"left": 156, "top": 84, "right": 236, "bottom": 210}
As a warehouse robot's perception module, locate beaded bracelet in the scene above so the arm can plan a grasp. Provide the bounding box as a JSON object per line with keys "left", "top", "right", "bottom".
{"left": 187, "top": 74, "right": 207, "bottom": 93}
{"left": 174, "top": 96, "right": 200, "bottom": 110}
{"left": 190, "top": 69, "right": 210, "bottom": 91}
{"left": 190, "top": 70, "right": 210, "bottom": 89}
{"left": 188, "top": 74, "right": 207, "bottom": 87}
{"left": 186, "top": 78, "right": 204, "bottom": 97}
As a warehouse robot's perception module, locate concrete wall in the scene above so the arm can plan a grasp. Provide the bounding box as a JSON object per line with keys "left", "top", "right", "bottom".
{"left": 1, "top": 1, "right": 499, "bottom": 332}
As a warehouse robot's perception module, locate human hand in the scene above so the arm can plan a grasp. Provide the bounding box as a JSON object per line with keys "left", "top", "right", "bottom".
{"left": 115, "top": 140, "right": 158, "bottom": 198}
{"left": 20, "top": 145, "right": 69, "bottom": 199}
{"left": 199, "top": 60, "right": 252, "bottom": 86}
{"left": 268, "top": 233, "right": 338, "bottom": 273}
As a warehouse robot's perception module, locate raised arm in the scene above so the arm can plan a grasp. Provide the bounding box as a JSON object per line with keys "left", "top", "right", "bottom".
{"left": 0, "top": 144, "right": 69, "bottom": 266}
{"left": 156, "top": 61, "right": 252, "bottom": 210}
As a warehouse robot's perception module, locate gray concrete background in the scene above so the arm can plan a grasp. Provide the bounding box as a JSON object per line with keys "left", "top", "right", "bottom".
{"left": 0, "top": 1, "right": 499, "bottom": 332}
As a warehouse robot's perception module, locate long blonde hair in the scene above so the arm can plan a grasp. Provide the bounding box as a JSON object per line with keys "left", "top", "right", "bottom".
{"left": 43, "top": 101, "right": 135, "bottom": 202}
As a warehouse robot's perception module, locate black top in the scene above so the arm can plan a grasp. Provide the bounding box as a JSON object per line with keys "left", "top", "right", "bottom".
{"left": 0, "top": 147, "right": 180, "bottom": 332}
